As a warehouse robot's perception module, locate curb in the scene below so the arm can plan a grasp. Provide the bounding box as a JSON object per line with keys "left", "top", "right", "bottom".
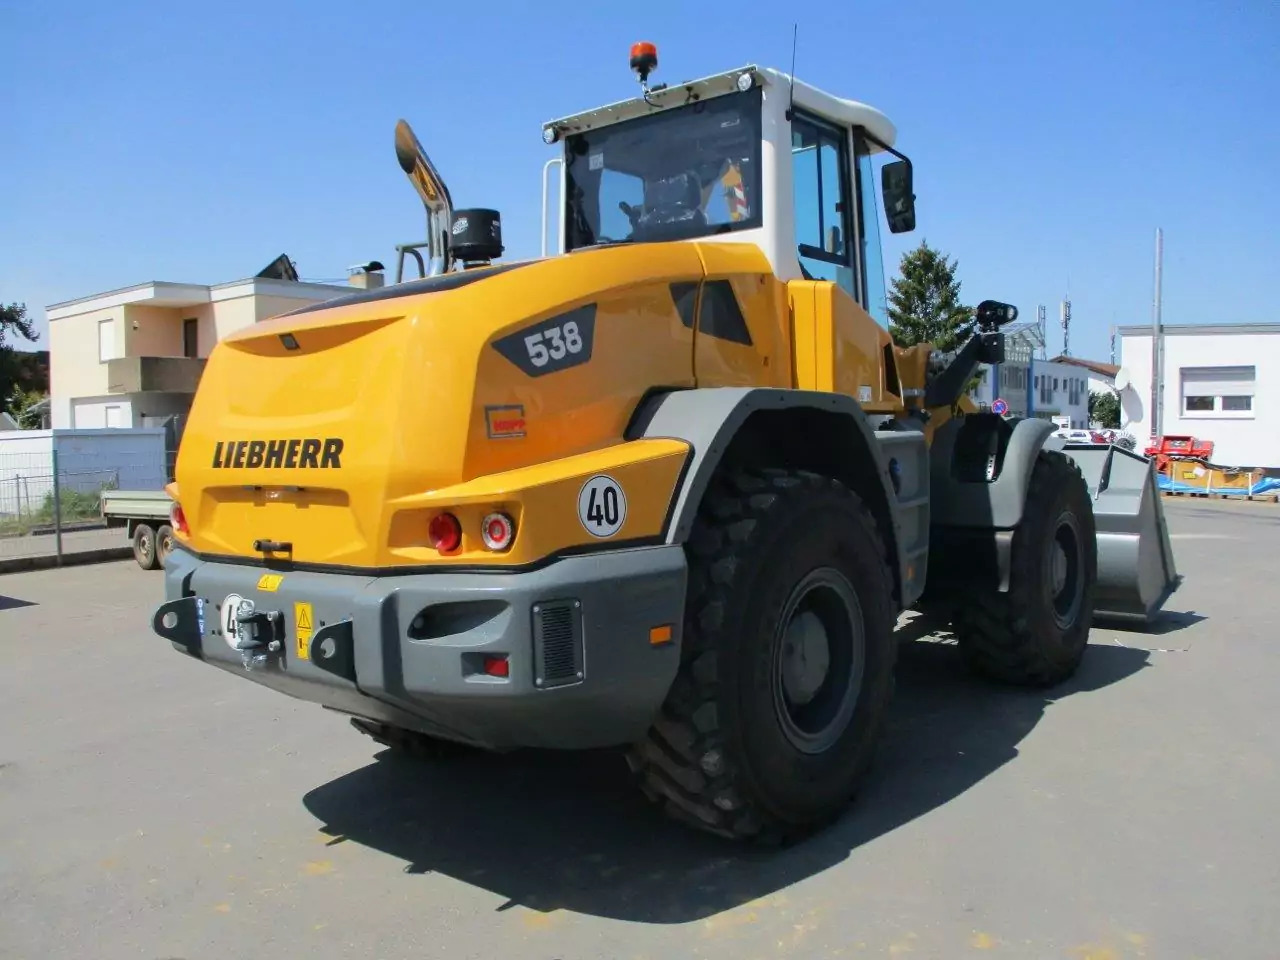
{"left": 0, "top": 547, "right": 134, "bottom": 576}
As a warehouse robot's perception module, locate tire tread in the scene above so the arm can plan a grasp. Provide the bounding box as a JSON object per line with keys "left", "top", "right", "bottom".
{"left": 953, "top": 450, "right": 1097, "bottom": 686}
{"left": 627, "top": 468, "right": 895, "bottom": 842}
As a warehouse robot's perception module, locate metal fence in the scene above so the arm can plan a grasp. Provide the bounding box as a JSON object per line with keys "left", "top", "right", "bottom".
{"left": 0, "top": 434, "right": 167, "bottom": 563}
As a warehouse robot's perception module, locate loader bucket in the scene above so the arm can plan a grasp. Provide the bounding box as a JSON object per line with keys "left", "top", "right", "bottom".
{"left": 1060, "top": 443, "right": 1180, "bottom": 624}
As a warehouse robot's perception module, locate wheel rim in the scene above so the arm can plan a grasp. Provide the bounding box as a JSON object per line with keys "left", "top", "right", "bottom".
{"left": 158, "top": 532, "right": 173, "bottom": 559}
{"left": 771, "top": 568, "right": 865, "bottom": 755}
{"left": 137, "top": 531, "right": 154, "bottom": 562}
{"left": 1046, "top": 512, "right": 1084, "bottom": 629}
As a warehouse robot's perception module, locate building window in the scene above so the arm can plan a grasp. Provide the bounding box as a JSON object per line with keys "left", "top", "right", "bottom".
{"left": 183, "top": 318, "right": 198, "bottom": 359}
{"left": 98, "top": 318, "right": 114, "bottom": 363}
{"left": 1180, "top": 365, "right": 1255, "bottom": 417}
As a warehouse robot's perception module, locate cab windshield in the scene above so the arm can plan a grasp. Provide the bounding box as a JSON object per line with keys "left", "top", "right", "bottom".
{"left": 563, "top": 87, "right": 763, "bottom": 250}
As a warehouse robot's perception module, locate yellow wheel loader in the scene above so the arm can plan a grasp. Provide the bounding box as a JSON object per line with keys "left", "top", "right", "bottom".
{"left": 152, "top": 48, "right": 1178, "bottom": 842}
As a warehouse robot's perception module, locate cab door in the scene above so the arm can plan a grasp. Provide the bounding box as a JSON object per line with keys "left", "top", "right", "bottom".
{"left": 790, "top": 111, "right": 857, "bottom": 299}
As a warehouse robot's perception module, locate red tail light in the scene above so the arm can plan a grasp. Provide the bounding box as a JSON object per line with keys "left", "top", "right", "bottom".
{"left": 169, "top": 501, "right": 189, "bottom": 535}
{"left": 428, "top": 512, "right": 462, "bottom": 553}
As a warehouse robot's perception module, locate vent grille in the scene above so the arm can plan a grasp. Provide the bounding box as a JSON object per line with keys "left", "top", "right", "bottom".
{"left": 532, "top": 600, "right": 583, "bottom": 688}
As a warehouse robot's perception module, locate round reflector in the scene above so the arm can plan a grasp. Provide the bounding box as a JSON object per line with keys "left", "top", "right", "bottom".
{"left": 428, "top": 513, "right": 462, "bottom": 553}
{"left": 481, "top": 512, "right": 515, "bottom": 552}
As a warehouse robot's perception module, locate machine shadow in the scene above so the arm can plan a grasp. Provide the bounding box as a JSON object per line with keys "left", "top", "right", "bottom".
{"left": 0, "top": 594, "right": 37, "bottom": 611}
{"left": 1094, "top": 608, "right": 1207, "bottom": 637}
{"left": 302, "top": 635, "right": 1150, "bottom": 924}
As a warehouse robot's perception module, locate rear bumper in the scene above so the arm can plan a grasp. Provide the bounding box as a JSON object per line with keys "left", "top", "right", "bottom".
{"left": 152, "top": 545, "right": 687, "bottom": 750}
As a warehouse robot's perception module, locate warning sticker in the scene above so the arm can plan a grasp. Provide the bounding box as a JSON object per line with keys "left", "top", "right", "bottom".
{"left": 257, "top": 573, "right": 283, "bottom": 592}
{"left": 295, "top": 602, "right": 314, "bottom": 660}
{"left": 588, "top": 152, "right": 604, "bottom": 171}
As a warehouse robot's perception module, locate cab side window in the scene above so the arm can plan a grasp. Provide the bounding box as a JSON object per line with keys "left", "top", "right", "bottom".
{"left": 791, "top": 112, "right": 855, "bottom": 299}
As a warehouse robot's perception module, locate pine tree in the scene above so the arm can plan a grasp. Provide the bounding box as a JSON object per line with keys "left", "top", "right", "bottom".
{"left": 1, "top": 302, "right": 37, "bottom": 410}
{"left": 886, "top": 241, "right": 974, "bottom": 353}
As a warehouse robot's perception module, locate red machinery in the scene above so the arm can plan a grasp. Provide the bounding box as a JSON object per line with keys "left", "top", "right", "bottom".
{"left": 1144, "top": 435, "right": 1215, "bottom": 474}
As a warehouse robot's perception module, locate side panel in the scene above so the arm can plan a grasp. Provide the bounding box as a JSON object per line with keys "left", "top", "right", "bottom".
{"left": 874, "top": 428, "right": 930, "bottom": 605}
{"left": 688, "top": 243, "right": 793, "bottom": 389}
{"left": 788, "top": 280, "right": 899, "bottom": 413}
{"left": 631, "top": 386, "right": 916, "bottom": 607}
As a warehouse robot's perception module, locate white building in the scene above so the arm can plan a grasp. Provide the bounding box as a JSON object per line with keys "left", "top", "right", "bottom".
{"left": 970, "top": 346, "right": 1101, "bottom": 429}
{"left": 45, "top": 275, "right": 356, "bottom": 430}
{"left": 1118, "top": 322, "right": 1279, "bottom": 468}
{"left": 1050, "top": 355, "right": 1119, "bottom": 398}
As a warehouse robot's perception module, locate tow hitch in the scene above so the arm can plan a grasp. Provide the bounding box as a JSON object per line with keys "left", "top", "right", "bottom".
{"left": 152, "top": 594, "right": 285, "bottom": 670}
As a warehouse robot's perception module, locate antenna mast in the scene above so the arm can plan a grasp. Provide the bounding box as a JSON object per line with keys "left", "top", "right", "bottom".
{"left": 1060, "top": 297, "right": 1072, "bottom": 357}
{"left": 786, "top": 23, "right": 798, "bottom": 118}
{"left": 1151, "top": 227, "right": 1164, "bottom": 438}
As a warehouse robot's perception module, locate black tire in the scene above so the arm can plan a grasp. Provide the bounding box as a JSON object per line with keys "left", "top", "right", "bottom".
{"left": 627, "top": 468, "right": 897, "bottom": 842}
{"left": 349, "top": 717, "right": 476, "bottom": 760}
{"left": 132, "top": 523, "right": 159, "bottom": 570}
{"left": 953, "top": 450, "right": 1097, "bottom": 686}
{"left": 155, "top": 524, "right": 176, "bottom": 568}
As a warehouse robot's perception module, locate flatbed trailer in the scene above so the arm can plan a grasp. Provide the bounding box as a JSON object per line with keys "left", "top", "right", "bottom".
{"left": 100, "top": 489, "right": 174, "bottom": 569}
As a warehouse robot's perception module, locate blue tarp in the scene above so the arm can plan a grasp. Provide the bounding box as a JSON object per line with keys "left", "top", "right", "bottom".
{"left": 1157, "top": 472, "right": 1280, "bottom": 496}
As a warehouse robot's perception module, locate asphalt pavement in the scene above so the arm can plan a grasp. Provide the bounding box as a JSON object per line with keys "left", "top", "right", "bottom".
{"left": 2, "top": 498, "right": 1278, "bottom": 959}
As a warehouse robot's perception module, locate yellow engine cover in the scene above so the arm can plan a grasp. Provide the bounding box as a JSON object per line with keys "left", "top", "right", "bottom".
{"left": 174, "top": 245, "right": 706, "bottom": 568}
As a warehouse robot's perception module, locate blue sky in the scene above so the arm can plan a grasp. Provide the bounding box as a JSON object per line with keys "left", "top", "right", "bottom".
{"left": 2, "top": 0, "right": 1277, "bottom": 364}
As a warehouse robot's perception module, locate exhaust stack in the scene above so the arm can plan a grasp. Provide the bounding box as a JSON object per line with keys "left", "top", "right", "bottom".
{"left": 394, "top": 119, "right": 454, "bottom": 277}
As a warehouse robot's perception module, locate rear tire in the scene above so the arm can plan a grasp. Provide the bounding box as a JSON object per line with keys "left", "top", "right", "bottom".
{"left": 132, "top": 523, "right": 159, "bottom": 570}
{"left": 953, "top": 450, "right": 1097, "bottom": 686}
{"left": 627, "top": 469, "right": 897, "bottom": 842}
{"left": 155, "top": 524, "right": 176, "bottom": 568}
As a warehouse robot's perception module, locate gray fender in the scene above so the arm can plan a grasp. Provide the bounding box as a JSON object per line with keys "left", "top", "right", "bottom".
{"left": 929, "top": 415, "right": 1058, "bottom": 529}
{"left": 629, "top": 387, "right": 909, "bottom": 600}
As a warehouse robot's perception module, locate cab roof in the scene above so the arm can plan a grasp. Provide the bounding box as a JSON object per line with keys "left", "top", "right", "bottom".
{"left": 542, "top": 65, "right": 897, "bottom": 151}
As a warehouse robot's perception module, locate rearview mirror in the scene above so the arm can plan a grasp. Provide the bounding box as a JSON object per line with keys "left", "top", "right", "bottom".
{"left": 881, "top": 160, "right": 916, "bottom": 234}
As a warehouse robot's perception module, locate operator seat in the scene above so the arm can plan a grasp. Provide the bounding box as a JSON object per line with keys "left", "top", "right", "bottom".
{"left": 633, "top": 171, "right": 707, "bottom": 242}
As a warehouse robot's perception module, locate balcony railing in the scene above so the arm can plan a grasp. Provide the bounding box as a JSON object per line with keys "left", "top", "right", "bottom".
{"left": 106, "top": 356, "right": 206, "bottom": 395}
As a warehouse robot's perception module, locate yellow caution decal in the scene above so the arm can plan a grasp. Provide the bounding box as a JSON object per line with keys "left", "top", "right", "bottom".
{"left": 294, "top": 602, "right": 314, "bottom": 660}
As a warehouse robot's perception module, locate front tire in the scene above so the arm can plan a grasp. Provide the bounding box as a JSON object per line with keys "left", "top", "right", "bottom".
{"left": 953, "top": 450, "right": 1097, "bottom": 686}
{"left": 627, "top": 469, "right": 897, "bottom": 842}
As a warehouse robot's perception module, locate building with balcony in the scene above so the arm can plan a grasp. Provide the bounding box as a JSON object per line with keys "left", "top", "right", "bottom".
{"left": 45, "top": 275, "right": 355, "bottom": 430}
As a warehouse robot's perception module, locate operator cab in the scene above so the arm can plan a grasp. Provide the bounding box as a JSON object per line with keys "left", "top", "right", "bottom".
{"left": 541, "top": 50, "right": 917, "bottom": 327}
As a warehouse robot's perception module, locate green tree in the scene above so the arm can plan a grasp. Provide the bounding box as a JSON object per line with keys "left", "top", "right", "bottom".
{"left": 1, "top": 302, "right": 38, "bottom": 412}
{"left": 1089, "top": 390, "right": 1121, "bottom": 428}
{"left": 886, "top": 241, "right": 974, "bottom": 353}
{"left": 6, "top": 387, "right": 46, "bottom": 429}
